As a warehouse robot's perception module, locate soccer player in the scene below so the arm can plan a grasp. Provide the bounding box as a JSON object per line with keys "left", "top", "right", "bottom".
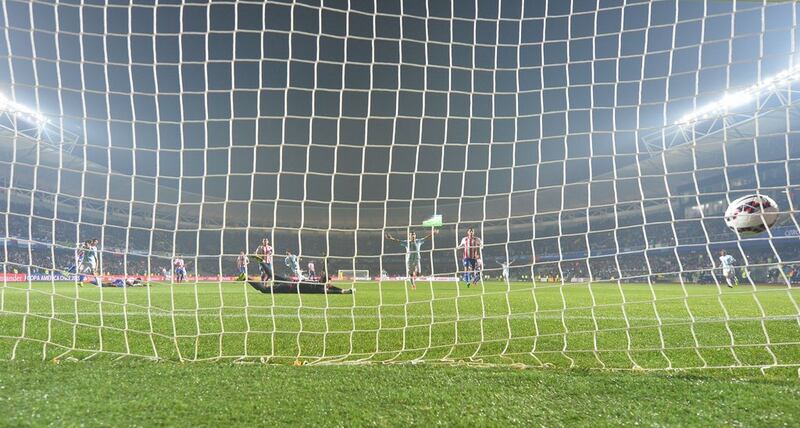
{"left": 307, "top": 260, "right": 316, "bottom": 280}
{"left": 719, "top": 250, "right": 738, "bottom": 288}
{"left": 75, "top": 239, "right": 101, "bottom": 287}
{"left": 247, "top": 271, "right": 353, "bottom": 294}
{"left": 498, "top": 259, "right": 515, "bottom": 281}
{"left": 254, "top": 238, "right": 274, "bottom": 282}
{"left": 173, "top": 256, "right": 186, "bottom": 283}
{"left": 66, "top": 241, "right": 86, "bottom": 274}
{"left": 457, "top": 227, "right": 483, "bottom": 287}
{"left": 77, "top": 239, "right": 101, "bottom": 286}
{"left": 386, "top": 230, "right": 436, "bottom": 290}
{"left": 236, "top": 251, "right": 248, "bottom": 280}
{"left": 104, "top": 277, "right": 147, "bottom": 288}
{"left": 285, "top": 251, "right": 302, "bottom": 280}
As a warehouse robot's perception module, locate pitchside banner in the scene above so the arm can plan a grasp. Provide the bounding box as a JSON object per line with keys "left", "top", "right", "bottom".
{"left": 0, "top": 273, "right": 27, "bottom": 282}
{"left": 27, "top": 274, "right": 78, "bottom": 281}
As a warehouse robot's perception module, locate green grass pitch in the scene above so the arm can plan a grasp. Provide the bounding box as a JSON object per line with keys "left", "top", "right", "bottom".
{"left": 1, "top": 280, "right": 799, "bottom": 425}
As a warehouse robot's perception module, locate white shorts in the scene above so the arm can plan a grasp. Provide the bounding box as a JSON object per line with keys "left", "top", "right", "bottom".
{"left": 722, "top": 267, "right": 733, "bottom": 278}
{"left": 80, "top": 261, "right": 97, "bottom": 273}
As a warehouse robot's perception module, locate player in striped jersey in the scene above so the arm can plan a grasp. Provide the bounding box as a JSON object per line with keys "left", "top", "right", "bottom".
{"left": 457, "top": 228, "right": 482, "bottom": 287}
{"left": 173, "top": 257, "right": 186, "bottom": 283}
{"left": 254, "top": 238, "right": 274, "bottom": 282}
{"left": 235, "top": 251, "right": 248, "bottom": 281}
{"left": 307, "top": 260, "right": 316, "bottom": 280}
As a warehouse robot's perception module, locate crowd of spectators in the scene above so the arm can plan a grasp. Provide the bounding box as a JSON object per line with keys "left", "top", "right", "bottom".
{"left": 3, "top": 207, "right": 799, "bottom": 284}
{"left": 2, "top": 235, "right": 798, "bottom": 286}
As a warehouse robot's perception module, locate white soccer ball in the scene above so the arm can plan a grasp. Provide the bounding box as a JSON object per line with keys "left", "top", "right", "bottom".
{"left": 724, "top": 194, "right": 780, "bottom": 235}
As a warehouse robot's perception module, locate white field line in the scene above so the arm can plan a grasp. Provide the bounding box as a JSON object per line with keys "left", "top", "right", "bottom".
{"left": 1, "top": 311, "right": 798, "bottom": 323}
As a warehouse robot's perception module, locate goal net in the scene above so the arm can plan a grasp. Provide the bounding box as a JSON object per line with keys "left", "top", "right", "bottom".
{"left": 1, "top": 0, "right": 799, "bottom": 373}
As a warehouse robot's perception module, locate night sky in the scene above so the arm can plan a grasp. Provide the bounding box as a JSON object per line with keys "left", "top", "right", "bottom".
{"left": 0, "top": 0, "right": 798, "bottom": 260}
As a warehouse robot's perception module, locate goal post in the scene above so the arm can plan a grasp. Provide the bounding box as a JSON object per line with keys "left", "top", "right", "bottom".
{"left": 0, "top": 0, "right": 799, "bottom": 374}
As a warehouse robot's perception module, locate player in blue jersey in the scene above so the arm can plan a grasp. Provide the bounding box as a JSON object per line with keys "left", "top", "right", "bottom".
{"left": 102, "top": 277, "right": 147, "bottom": 288}
{"left": 66, "top": 241, "right": 86, "bottom": 274}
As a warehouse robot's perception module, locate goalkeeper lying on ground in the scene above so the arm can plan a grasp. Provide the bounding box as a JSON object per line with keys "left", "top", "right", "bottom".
{"left": 99, "top": 277, "right": 149, "bottom": 288}
{"left": 246, "top": 271, "right": 353, "bottom": 294}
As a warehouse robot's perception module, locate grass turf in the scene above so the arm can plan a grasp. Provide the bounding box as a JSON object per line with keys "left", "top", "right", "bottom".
{"left": 1, "top": 280, "right": 799, "bottom": 425}
{"left": 2, "top": 362, "right": 799, "bottom": 426}
{"left": 1, "top": 280, "right": 799, "bottom": 369}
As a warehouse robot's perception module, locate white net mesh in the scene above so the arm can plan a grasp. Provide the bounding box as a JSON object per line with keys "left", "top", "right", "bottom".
{"left": 0, "top": 0, "right": 799, "bottom": 372}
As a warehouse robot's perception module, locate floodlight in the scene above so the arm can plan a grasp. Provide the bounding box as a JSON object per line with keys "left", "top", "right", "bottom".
{"left": 676, "top": 64, "right": 800, "bottom": 125}
{"left": 0, "top": 93, "right": 48, "bottom": 126}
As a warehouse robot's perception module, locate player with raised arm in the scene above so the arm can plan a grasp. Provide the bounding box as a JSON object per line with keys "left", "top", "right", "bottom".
{"left": 719, "top": 250, "right": 738, "bottom": 288}
{"left": 173, "top": 256, "right": 186, "bottom": 283}
{"left": 499, "top": 259, "right": 515, "bottom": 281}
{"left": 254, "top": 238, "right": 274, "bottom": 282}
{"left": 386, "top": 230, "right": 436, "bottom": 290}
{"left": 285, "top": 251, "right": 302, "bottom": 280}
{"left": 457, "top": 228, "right": 483, "bottom": 287}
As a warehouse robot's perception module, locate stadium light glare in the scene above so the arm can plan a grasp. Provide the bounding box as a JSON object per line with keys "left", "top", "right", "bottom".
{"left": 675, "top": 64, "right": 800, "bottom": 125}
{"left": 719, "top": 92, "right": 754, "bottom": 109}
{"left": 0, "top": 93, "right": 48, "bottom": 126}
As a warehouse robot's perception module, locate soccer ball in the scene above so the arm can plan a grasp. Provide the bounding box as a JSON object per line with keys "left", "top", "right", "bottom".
{"left": 724, "top": 194, "right": 780, "bottom": 235}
